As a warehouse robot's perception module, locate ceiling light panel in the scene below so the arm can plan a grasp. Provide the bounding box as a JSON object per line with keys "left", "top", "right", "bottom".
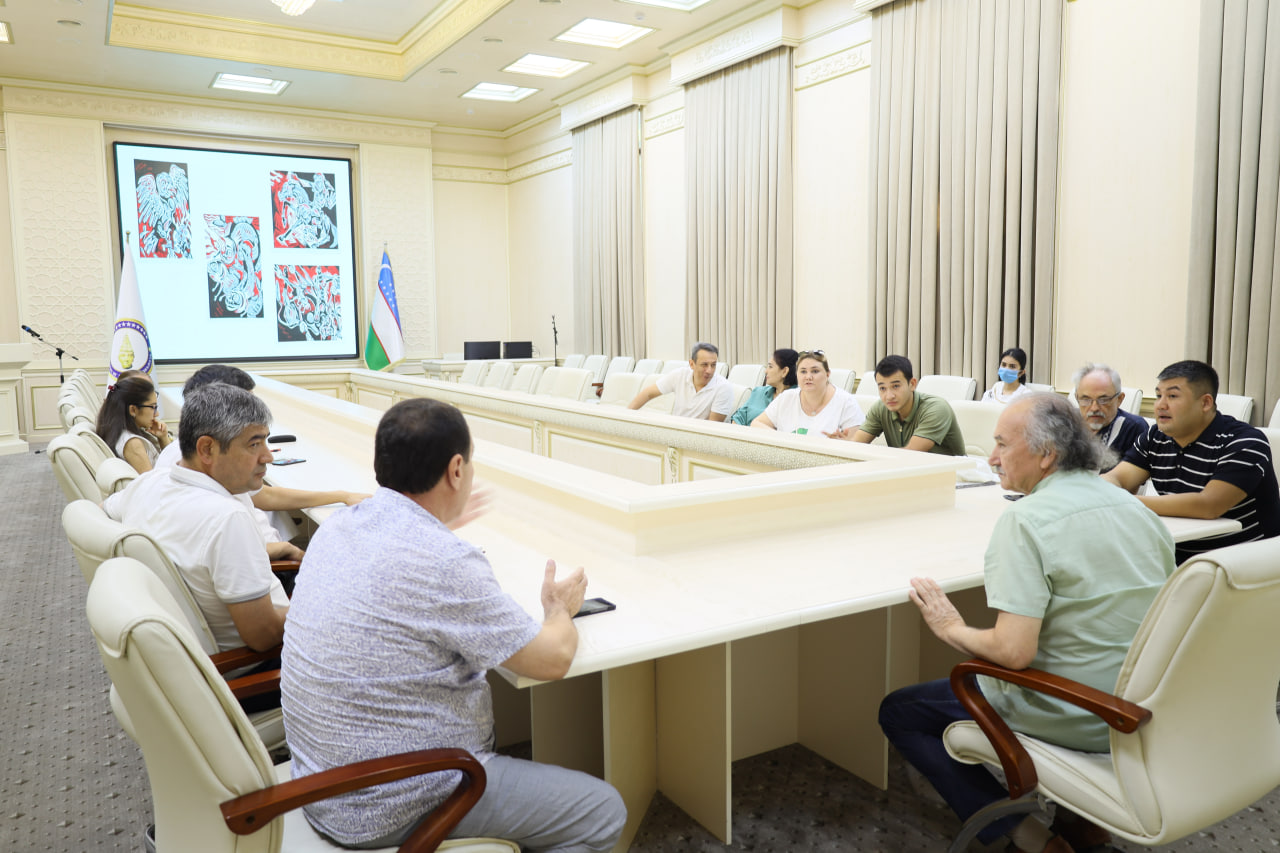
{"left": 461, "top": 83, "right": 539, "bottom": 103}
{"left": 503, "top": 53, "right": 589, "bottom": 79}
{"left": 211, "top": 73, "right": 290, "bottom": 95}
{"left": 555, "top": 18, "right": 655, "bottom": 49}
{"left": 0, "top": 22, "right": 10, "bottom": 44}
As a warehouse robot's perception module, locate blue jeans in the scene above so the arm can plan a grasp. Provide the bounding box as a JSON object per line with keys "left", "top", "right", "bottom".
{"left": 878, "top": 678, "right": 1022, "bottom": 845}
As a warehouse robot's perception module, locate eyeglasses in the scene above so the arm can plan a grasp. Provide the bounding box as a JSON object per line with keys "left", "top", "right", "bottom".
{"left": 797, "top": 349, "right": 825, "bottom": 359}
{"left": 1077, "top": 394, "right": 1119, "bottom": 408}
{"left": 137, "top": 403, "right": 159, "bottom": 411}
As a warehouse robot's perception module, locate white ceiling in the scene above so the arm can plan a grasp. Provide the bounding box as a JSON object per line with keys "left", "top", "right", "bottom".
{"left": 0, "top": 0, "right": 774, "bottom": 133}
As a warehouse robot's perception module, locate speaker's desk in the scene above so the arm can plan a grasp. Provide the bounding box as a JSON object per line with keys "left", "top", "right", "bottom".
{"left": 239, "top": 375, "right": 1240, "bottom": 851}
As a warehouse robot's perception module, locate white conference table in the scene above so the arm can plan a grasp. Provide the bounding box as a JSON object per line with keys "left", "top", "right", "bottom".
{"left": 194, "top": 378, "right": 1240, "bottom": 850}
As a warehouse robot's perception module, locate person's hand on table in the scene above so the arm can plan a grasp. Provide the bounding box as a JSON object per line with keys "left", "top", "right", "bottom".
{"left": 542, "top": 559, "right": 588, "bottom": 618}
{"left": 824, "top": 426, "right": 856, "bottom": 440}
{"left": 908, "top": 576, "right": 964, "bottom": 640}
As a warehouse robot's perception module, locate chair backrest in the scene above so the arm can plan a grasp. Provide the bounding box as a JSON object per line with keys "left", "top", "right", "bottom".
{"left": 62, "top": 500, "right": 220, "bottom": 655}
{"left": 729, "top": 383, "right": 751, "bottom": 412}
{"left": 1260, "top": 428, "right": 1280, "bottom": 481}
{"left": 458, "top": 360, "right": 490, "bottom": 386}
{"left": 947, "top": 400, "right": 1004, "bottom": 458}
{"left": 1111, "top": 538, "right": 1280, "bottom": 840}
{"left": 1024, "top": 382, "right": 1055, "bottom": 394}
{"left": 581, "top": 354, "right": 608, "bottom": 383}
{"left": 481, "top": 361, "right": 515, "bottom": 390}
{"left": 1216, "top": 393, "right": 1254, "bottom": 424}
{"left": 856, "top": 371, "right": 878, "bottom": 394}
{"left": 727, "top": 364, "right": 765, "bottom": 388}
{"left": 1066, "top": 386, "right": 1144, "bottom": 416}
{"left": 95, "top": 457, "right": 139, "bottom": 496}
{"left": 87, "top": 558, "right": 282, "bottom": 853}
{"left": 509, "top": 364, "right": 544, "bottom": 394}
{"left": 916, "top": 374, "right": 978, "bottom": 401}
{"left": 63, "top": 404, "right": 98, "bottom": 430}
{"left": 551, "top": 367, "right": 594, "bottom": 401}
{"left": 633, "top": 358, "right": 662, "bottom": 376}
{"left": 661, "top": 359, "right": 686, "bottom": 375}
{"left": 1269, "top": 400, "right": 1280, "bottom": 429}
{"left": 598, "top": 372, "right": 646, "bottom": 407}
{"left": 47, "top": 433, "right": 106, "bottom": 502}
{"left": 534, "top": 366, "right": 562, "bottom": 396}
{"left": 68, "top": 422, "right": 115, "bottom": 467}
{"left": 714, "top": 362, "right": 728, "bottom": 378}
{"left": 561, "top": 353, "right": 585, "bottom": 370}
{"left": 640, "top": 374, "right": 674, "bottom": 413}
{"left": 829, "top": 368, "right": 856, "bottom": 393}
{"left": 603, "top": 356, "right": 635, "bottom": 384}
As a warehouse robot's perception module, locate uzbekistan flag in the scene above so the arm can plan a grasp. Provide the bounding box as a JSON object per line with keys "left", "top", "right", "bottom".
{"left": 365, "top": 249, "right": 405, "bottom": 371}
{"left": 109, "top": 246, "right": 153, "bottom": 378}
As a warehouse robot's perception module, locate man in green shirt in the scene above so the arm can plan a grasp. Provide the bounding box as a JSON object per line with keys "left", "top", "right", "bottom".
{"left": 831, "top": 355, "right": 966, "bottom": 455}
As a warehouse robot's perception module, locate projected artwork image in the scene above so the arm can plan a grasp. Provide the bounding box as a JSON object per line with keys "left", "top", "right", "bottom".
{"left": 135, "top": 160, "right": 192, "bottom": 259}
{"left": 276, "top": 265, "right": 342, "bottom": 342}
{"left": 205, "top": 215, "right": 263, "bottom": 319}
{"left": 270, "top": 171, "right": 339, "bottom": 250}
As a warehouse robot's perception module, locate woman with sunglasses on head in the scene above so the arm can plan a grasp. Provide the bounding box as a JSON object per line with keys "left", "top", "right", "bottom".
{"left": 981, "top": 346, "right": 1032, "bottom": 405}
{"left": 730, "top": 348, "right": 799, "bottom": 426}
{"left": 95, "top": 374, "right": 172, "bottom": 473}
{"left": 751, "top": 350, "right": 863, "bottom": 436}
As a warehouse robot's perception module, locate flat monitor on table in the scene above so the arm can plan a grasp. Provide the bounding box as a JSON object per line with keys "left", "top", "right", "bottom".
{"left": 463, "top": 341, "right": 501, "bottom": 360}
{"left": 503, "top": 341, "right": 533, "bottom": 359}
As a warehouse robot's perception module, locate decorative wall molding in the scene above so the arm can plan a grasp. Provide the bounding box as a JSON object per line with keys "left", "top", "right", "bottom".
{"left": 670, "top": 7, "right": 802, "bottom": 86}
{"left": 432, "top": 165, "right": 509, "bottom": 185}
{"left": 644, "top": 109, "right": 685, "bottom": 140}
{"left": 559, "top": 74, "right": 647, "bottom": 133}
{"left": 400, "top": 0, "right": 511, "bottom": 78}
{"left": 1, "top": 85, "right": 434, "bottom": 147}
{"left": 794, "top": 42, "right": 872, "bottom": 90}
{"left": 507, "top": 149, "right": 572, "bottom": 184}
{"left": 0, "top": 130, "right": 6, "bottom": 151}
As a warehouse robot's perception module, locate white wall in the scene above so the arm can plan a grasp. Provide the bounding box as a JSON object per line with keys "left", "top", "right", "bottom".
{"left": 432, "top": 178, "right": 510, "bottom": 356}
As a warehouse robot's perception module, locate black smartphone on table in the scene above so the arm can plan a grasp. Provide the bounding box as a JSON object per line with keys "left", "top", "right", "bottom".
{"left": 575, "top": 597, "right": 616, "bottom": 618}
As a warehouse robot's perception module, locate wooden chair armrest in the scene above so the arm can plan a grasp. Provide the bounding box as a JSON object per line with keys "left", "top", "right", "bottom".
{"left": 270, "top": 560, "right": 301, "bottom": 575}
{"left": 227, "top": 668, "right": 280, "bottom": 700}
{"left": 950, "top": 659, "right": 1152, "bottom": 799}
{"left": 221, "top": 748, "right": 485, "bottom": 853}
{"left": 211, "top": 644, "right": 282, "bottom": 675}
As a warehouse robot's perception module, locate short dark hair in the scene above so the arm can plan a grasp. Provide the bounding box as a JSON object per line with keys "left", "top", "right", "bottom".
{"left": 772, "top": 348, "right": 799, "bottom": 388}
{"left": 1157, "top": 359, "right": 1218, "bottom": 400}
{"left": 375, "top": 398, "right": 472, "bottom": 494}
{"left": 183, "top": 364, "right": 255, "bottom": 397}
{"left": 690, "top": 342, "right": 719, "bottom": 361}
{"left": 1000, "top": 347, "right": 1028, "bottom": 381}
{"left": 1020, "top": 393, "right": 1103, "bottom": 473}
{"left": 178, "top": 383, "right": 271, "bottom": 458}
{"left": 875, "top": 355, "right": 914, "bottom": 381}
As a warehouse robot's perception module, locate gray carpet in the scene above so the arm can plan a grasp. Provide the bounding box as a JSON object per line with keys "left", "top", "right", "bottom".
{"left": 5, "top": 447, "right": 1280, "bottom": 852}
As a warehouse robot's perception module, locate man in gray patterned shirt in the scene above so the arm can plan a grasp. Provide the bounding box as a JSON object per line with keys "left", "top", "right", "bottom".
{"left": 281, "top": 398, "right": 625, "bottom": 851}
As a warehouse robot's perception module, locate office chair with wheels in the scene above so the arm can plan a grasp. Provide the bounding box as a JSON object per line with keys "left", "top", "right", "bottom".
{"left": 941, "top": 538, "right": 1280, "bottom": 853}
{"left": 88, "top": 557, "right": 519, "bottom": 853}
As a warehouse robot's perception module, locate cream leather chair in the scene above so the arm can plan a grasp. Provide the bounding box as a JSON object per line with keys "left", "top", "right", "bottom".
{"left": 917, "top": 374, "right": 978, "bottom": 401}
{"left": 633, "top": 358, "right": 662, "bottom": 376}
{"left": 554, "top": 367, "right": 594, "bottom": 401}
{"left": 508, "top": 364, "right": 544, "bottom": 395}
{"left": 1269, "top": 400, "right": 1280, "bottom": 429}
{"left": 947, "top": 400, "right": 1005, "bottom": 458}
{"left": 598, "top": 372, "right": 645, "bottom": 407}
{"left": 457, "top": 360, "right": 490, "bottom": 386}
{"left": 829, "top": 368, "right": 857, "bottom": 393}
{"left": 941, "top": 538, "right": 1280, "bottom": 853}
{"left": 729, "top": 383, "right": 751, "bottom": 413}
{"left": 640, "top": 373, "right": 674, "bottom": 414}
{"left": 602, "top": 356, "right": 634, "bottom": 384}
{"left": 95, "top": 457, "right": 139, "bottom": 496}
{"left": 88, "top": 557, "right": 518, "bottom": 853}
{"left": 581, "top": 354, "right": 608, "bottom": 384}
{"left": 61, "top": 403, "right": 98, "bottom": 430}
{"left": 1067, "top": 386, "right": 1144, "bottom": 416}
{"left": 481, "top": 361, "right": 514, "bottom": 391}
{"left": 68, "top": 422, "right": 115, "bottom": 467}
{"left": 714, "top": 362, "right": 728, "bottom": 378}
{"left": 1216, "top": 392, "right": 1255, "bottom": 424}
{"left": 727, "top": 364, "right": 765, "bottom": 388}
{"left": 48, "top": 432, "right": 107, "bottom": 502}
{"left": 1024, "top": 382, "right": 1054, "bottom": 393}
{"left": 560, "top": 353, "right": 585, "bottom": 370}
{"left": 856, "top": 371, "right": 878, "bottom": 395}
{"left": 533, "top": 366, "right": 562, "bottom": 396}
{"left": 661, "top": 359, "right": 685, "bottom": 374}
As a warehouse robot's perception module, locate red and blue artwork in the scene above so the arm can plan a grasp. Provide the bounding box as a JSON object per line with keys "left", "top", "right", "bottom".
{"left": 276, "top": 265, "right": 341, "bottom": 342}
{"left": 205, "top": 215, "right": 263, "bottom": 319}
{"left": 135, "top": 159, "right": 191, "bottom": 258}
{"left": 270, "top": 171, "right": 339, "bottom": 249}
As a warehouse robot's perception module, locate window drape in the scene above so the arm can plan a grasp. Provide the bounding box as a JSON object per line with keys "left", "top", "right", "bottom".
{"left": 869, "top": 0, "right": 1062, "bottom": 391}
{"left": 573, "top": 107, "right": 645, "bottom": 357}
{"left": 685, "top": 46, "right": 794, "bottom": 366}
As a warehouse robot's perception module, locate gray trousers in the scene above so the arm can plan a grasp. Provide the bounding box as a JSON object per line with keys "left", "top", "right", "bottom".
{"left": 353, "top": 754, "right": 627, "bottom": 852}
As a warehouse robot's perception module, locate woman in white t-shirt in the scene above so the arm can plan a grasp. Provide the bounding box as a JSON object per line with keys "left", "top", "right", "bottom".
{"left": 981, "top": 346, "right": 1033, "bottom": 405}
{"left": 752, "top": 350, "right": 864, "bottom": 436}
{"left": 95, "top": 374, "right": 172, "bottom": 473}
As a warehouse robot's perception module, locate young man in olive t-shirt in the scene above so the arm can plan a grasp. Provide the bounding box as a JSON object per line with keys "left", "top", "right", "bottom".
{"left": 830, "top": 355, "right": 966, "bottom": 456}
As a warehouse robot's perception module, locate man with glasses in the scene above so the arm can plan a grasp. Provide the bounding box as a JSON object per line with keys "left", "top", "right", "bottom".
{"left": 1072, "top": 363, "right": 1146, "bottom": 470}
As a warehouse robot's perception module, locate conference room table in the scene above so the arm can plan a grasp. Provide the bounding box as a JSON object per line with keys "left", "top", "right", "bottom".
{"left": 179, "top": 377, "right": 1241, "bottom": 851}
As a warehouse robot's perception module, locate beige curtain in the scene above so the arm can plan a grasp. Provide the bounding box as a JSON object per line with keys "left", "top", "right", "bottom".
{"left": 869, "top": 0, "right": 1061, "bottom": 391}
{"left": 573, "top": 107, "right": 645, "bottom": 357}
{"left": 1187, "top": 0, "right": 1280, "bottom": 425}
{"left": 685, "top": 46, "right": 793, "bottom": 366}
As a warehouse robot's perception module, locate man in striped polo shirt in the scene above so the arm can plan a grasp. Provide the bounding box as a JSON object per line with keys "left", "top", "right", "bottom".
{"left": 1104, "top": 359, "right": 1280, "bottom": 564}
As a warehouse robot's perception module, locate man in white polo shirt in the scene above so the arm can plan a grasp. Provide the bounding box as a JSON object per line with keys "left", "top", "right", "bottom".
{"left": 627, "top": 341, "right": 736, "bottom": 421}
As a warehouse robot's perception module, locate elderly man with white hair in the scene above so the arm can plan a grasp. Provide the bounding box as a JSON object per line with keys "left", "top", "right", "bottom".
{"left": 1072, "top": 362, "right": 1146, "bottom": 470}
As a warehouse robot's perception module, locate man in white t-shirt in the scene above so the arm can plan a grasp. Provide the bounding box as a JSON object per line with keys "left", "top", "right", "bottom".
{"left": 627, "top": 341, "right": 736, "bottom": 421}
{"left": 104, "top": 383, "right": 288, "bottom": 653}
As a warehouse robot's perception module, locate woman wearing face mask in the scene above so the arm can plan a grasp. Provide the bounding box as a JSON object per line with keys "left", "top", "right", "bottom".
{"left": 981, "top": 347, "right": 1031, "bottom": 405}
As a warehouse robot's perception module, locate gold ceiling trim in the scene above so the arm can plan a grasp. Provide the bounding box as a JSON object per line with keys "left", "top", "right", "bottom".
{"left": 108, "top": 1, "right": 513, "bottom": 82}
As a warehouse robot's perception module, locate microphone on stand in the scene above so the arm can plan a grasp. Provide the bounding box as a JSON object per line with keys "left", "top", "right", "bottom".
{"left": 551, "top": 315, "right": 559, "bottom": 364}
{"left": 21, "top": 324, "right": 41, "bottom": 339}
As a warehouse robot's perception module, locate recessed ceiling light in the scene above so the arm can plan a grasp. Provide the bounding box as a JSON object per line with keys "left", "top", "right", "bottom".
{"left": 0, "top": 22, "right": 11, "bottom": 44}
{"left": 461, "top": 82, "right": 539, "bottom": 103}
{"left": 56, "top": 18, "right": 82, "bottom": 27}
{"left": 438, "top": 67, "right": 458, "bottom": 75}
{"left": 555, "top": 18, "right": 654, "bottom": 49}
{"left": 211, "top": 73, "right": 290, "bottom": 95}
{"left": 504, "top": 53, "right": 589, "bottom": 79}
{"left": 483, "top": 37, "right": 504, "bottom": 44}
